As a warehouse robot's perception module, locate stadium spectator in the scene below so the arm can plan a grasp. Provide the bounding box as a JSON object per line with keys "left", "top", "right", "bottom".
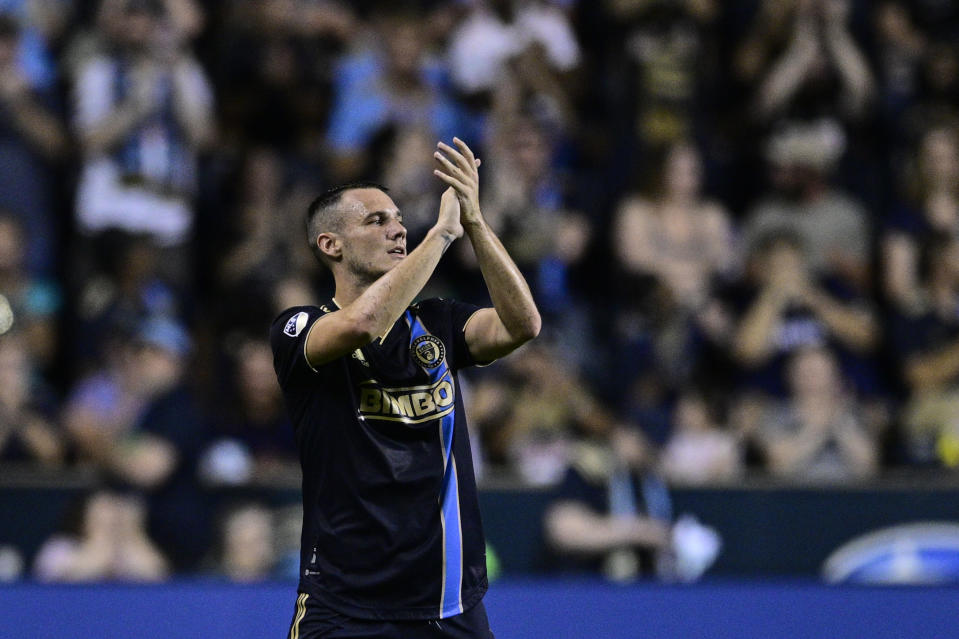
{"left": 324, "top": 6, "right": 463, "bottom": 180}
{"left": 0, "top": 14, "right": 67, "bottom": 276}
{"left": 743, "top": 120, "right": 871, "bottom": 289}
{"left": 213, "top": 0, "right": 355, "bottom": 152}
{"left": 892, "top": 232, "right": 959, "bottom": 466}
{"left": 215, "top": 502, "right": 277, "bottom": 582}
{"left": 471, "top": 341, "right": 611, "bottom": 485}
{"left": 72, "top": 0, "right": 213, "bottom": 249}
{"left": 0, "top": 333, "right": 64, "bottom": 466}
{"left": 206, "top": 336, "right": 296, "bottom": 478}
{"left": 883, "top": 127, "right": 959, "bottom": 309}
{"left": 447, "top": 0, "right": 581, "bottom": 131}
{"left": 745, "top": 0, "right": 874, "bottom": 127}
{"left": 613, "top": 140, "right": 736, "bottom": 311}
{"left": 659, "top": 390, "right": 742, "bottom": 485}
{"left": 543, "top": 426, "right": 672, "bottom": 581}
{"left": 216, "top": 148, "right": 316, "bottom": 335}
{"left": 729, "top": 230, "right": 879, "bottom": 398}
{"left": 0, "top": 215, "right": 61, "bottom": 375}
{"left": 33, "top": 490, "right": 169, "bottom": 581}
{"left": 750, "top": 345, "right": 878, "bottom": 482}
{"left": 72, "top": 231, "right": 182, "bottom": 370}
{"left": 608, "top": 0, "right": 720, "bottom": 157}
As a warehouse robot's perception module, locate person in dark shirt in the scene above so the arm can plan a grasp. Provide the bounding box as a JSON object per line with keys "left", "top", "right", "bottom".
{"left": 270, "top": 137, "right": 540, "bottom": 638}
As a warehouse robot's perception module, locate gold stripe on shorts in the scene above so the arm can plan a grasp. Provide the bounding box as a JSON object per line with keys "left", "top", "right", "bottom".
{"left": 289, "top": 593, "right": 308, "bottom": 639}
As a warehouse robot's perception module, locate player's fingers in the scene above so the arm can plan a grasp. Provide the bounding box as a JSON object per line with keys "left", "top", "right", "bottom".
{"left": 437, "top": 141, "right": 471, "bottom": 173}
{"left": 433, "top": 151, "right": 469, "bottom": 182}
{"left": 433, "top": 169, "right": 467, "bottom": 192}
{"left": 453, "top": 137, "right": 477, "bottom": 166}
{"left": 474, "top": 157, "right": 482, "bottom": 168}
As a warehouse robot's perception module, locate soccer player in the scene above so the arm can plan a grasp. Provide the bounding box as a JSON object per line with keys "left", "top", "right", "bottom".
{"left": 270, "top": 137, "right": 540, "bottom": 638}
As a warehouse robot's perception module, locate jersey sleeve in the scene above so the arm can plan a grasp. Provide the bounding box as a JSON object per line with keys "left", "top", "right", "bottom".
{"left": 270, "top": 306, "right": 325, "bottom": 387}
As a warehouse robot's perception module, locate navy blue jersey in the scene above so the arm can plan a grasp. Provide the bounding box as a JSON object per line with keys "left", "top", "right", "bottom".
{"left": 270, "top": 298, "right": 488, "bottom": 621}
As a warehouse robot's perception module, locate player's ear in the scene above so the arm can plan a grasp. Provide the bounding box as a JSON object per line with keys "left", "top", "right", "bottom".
{"left": 317, "top": 233, "right": 342, "bottom": 260}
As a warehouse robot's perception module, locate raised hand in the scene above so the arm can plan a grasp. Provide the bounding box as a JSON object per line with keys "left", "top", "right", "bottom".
{"left": 433, "top": 137, "right": 483, "bottom": 225}
{"left": 436, "top": 187, "right": 463, "bottom": 242}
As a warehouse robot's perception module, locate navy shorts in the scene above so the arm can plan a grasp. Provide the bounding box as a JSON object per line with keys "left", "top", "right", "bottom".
{"left": 286, "top": 593, "right": 494, "bottom": 639}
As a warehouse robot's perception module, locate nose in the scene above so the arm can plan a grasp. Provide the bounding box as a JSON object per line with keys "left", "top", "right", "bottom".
{"left": 388, "top": 218, "right": 406, "bottom": 241}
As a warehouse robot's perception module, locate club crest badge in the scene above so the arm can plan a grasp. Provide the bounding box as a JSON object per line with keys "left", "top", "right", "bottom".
{"left": 411, "top": 334, "right": 445, "bottom": 369}
{"left": 284, "top": 312, "right": 308, "bottom": 337}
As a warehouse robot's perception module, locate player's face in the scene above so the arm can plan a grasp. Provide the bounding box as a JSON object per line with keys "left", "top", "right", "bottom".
{"left": 338, "top": 189, "right": 407, "bottom": 281}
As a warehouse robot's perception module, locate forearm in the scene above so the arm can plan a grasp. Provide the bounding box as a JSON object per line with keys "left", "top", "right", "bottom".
{"left": 906, "top": 340, "right": 959, "bottom": 392}
{"left": 807, "top": 292, "right": 876, "bottom": 351}
{"left": 81, "top": 102, "right": 145, "bottom": 154}
{"left": 8, "top": 98, "right": 68, "bottom": 159}
{"left": 466, "top": 218, "right": 541, "bottom": 340}
{"left": 766, "top": 431, "right": 828, "bottom": 475}
{"left": 755, "top": 39, "right": 816, "bottom": 118}
{"left": 733, "top": 291, "right": 784, "bottom": 365}
{"left": 836, "top": 427, "right": 878, "bottom": 477}
{"left": 545, "top": 503, "right": 667, "bottom": 553}
{"left": 825, "top": 26, "right": 874, "bottom": 116}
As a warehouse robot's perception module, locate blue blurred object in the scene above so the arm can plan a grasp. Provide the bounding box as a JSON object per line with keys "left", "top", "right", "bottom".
{"left": 824, "top": 522, "right": 959, "bottom": 584}
{"left": 137, "top": 316, "right": 192, "bottom": 357}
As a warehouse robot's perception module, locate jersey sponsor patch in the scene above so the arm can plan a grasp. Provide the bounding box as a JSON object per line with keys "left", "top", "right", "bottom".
{"left": 411, "top": 334, "right": 445, "bottom": 369}
{"left": 284, "top": 311, "right": 309, "bottom": 337}
{"left": 358, "top": 374, "right": 455, "bottom": 423}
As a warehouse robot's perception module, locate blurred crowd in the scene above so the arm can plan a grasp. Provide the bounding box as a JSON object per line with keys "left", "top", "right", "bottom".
{"left": 2, "top": 0, "right": 959, "bottom": 580}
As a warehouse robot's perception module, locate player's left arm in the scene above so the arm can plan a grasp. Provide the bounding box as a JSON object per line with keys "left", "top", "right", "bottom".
{"left": 434, "top": 137, "right": 541, "bottom": 363}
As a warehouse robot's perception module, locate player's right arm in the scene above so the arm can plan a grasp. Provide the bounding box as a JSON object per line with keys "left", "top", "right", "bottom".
{"left": 303, "top": 189, "right": 463, "bottom": 368}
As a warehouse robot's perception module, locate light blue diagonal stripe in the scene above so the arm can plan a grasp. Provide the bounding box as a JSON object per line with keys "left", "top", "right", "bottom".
{"left": 407, "top": 312, "right": 463, "bottom": 617}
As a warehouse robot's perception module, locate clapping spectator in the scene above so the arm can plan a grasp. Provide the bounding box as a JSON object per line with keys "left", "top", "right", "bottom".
{"left": 33, "top": 490, "right": 169, "bottom": 582}
{"left": 750, "top": 0, "right": 874, "bottom": 125}
{"left": 730, "top": 230, "right": 879, "bottom": 398}
{"left": 215, "top": 503, "right": 277, "bottom": 582}
{"left": 72, "top": 0, "right": 213, "bottom": 249}
{"left": 659, "top": 390, "right": 741, "bottom": 485}
{"left": 751, "top": 345, "right": 878, "bottom": 481}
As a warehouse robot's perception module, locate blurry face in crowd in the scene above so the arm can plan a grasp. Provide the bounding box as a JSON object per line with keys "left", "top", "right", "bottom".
{"left": 510, "top": 121, "right": 550, "bottom": 185}
{"left": 237, "top": 340, "right": 281, "bottom": 405}
{"left": 326, "top": 188, "right": 407, "bottom": 283}
{"left": 0, "top": 31, "right": 16, "bottom": 69}
{"left": 0, "top": 336, "right": 28, "bottom": 408}
{"left": 920, "top": 128, "right": 959, "bottom": 187}
{"left": 134, "top": 343, "right": 183, "bottom": 395}
{"left": 675, "top": 394, "right": 711, "bottom": 434}
{"left": 0, "top": 217, "right": 25, "bottom": 272}
{"left": 383, "top": 18, "right": 424, "bottom": 77}
{"left": 223, "top": 505, "right": 274, "bottom": 581}
{"left": 788, "top": 347, "right": 839, "bottom": 398}
{"left": 663, "top": 143, "right": 702, "bottom": 199}
{"left": 116, "top": 3, "right": 160, "bottom": 51}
